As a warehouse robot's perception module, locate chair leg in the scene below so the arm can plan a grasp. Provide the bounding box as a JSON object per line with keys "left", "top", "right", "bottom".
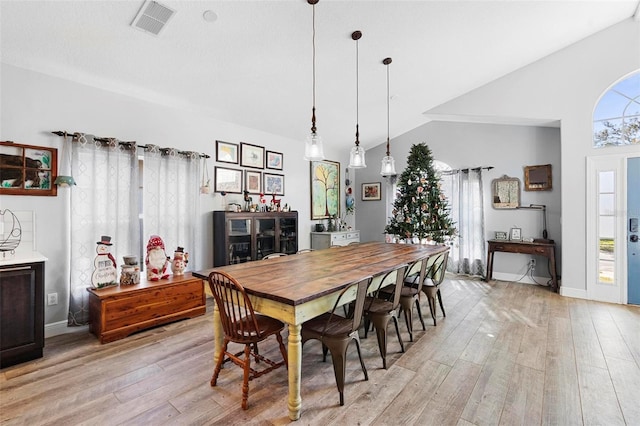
{"left": 370, "top": 314, "right": 391, "bottom": 369}
{"left": 241, "top": 343, "right": 251, "bottom": 410}
{"left": 326, "top": 341, "right": 349, "bottom": 406}
{"left": 437, "top": 288, "right": 446, "bottom": 318}
{"left": 415, "top": 298, "right": 426, "bottom": 331}
{"left": 427, "top": 296, "right": 437, "bottom": 326}
{"left": 353, "top": 335, "right": 369, "bottom": 381}
{"left": 402, "top": 304, "right": 413, "bottom": 342}
{"left": 391, "top": 315, "right": 405, "bottom": 353}
{"left": 211, "top": 339, "right": 229, "bottom": 387}
{"left": 276, "top": 332, "right": 288, "bottom": 369}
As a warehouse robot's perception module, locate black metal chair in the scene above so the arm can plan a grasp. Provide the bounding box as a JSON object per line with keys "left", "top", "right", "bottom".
{"left": 301, "top": 276, "right": 372, "bottom": 406}
{"left": 362, "top": 265, "right": 408, "bottom": 369}
{"left": 405, "top": 251, "right": 449, "bottom": 325}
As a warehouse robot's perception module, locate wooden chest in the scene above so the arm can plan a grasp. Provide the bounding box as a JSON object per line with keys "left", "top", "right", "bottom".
{"left": 87, "top": 273, "right": 206, "bottom": 343}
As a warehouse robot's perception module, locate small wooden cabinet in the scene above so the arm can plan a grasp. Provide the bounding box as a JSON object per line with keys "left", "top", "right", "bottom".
{"left": 0, "top": 261, "right": 45, "bottom": 368}
{"left": 213, "top": 211, "right": 298, "bottom": 266}
{"left": 311, "top": 230, "right": 360, "bottom": 249}
{"left": 87, "top": 273, "right": 205, "bottom": 343}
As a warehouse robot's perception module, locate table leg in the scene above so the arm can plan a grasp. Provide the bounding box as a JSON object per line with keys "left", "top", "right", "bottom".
{"left": 212, "top": 302, "right": 223, "bottom": 366}
{"left": 287, "top": 323, "right": 302, "bottom": 420}
{"left": 549, "top": 249, "right": 558, "bottom": 292}
{"left": 486, "top": 250, "right": 494, "bottom": 281}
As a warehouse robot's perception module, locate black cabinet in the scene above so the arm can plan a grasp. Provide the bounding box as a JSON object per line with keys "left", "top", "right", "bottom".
{"left": 213, "top": 211, "right": 298, "bottom": 266}
{"left": 0, "top": 261, "right": 45, "bottom": 368}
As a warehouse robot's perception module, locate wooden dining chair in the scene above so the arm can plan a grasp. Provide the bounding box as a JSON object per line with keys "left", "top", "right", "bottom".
{"left": 262, "top": 252, "right": 288, "bottom": 259}
{"left": 406, "top": 251, "right": 449, "bottom": 325}
{"left": 362, "top": 264, "right": 408, "bottom": 369}
{"left": 301, "top": 276, "right": 372, "bottom": 406}
{"left": 207, "top": 271, "right": 288, "bottom": 410}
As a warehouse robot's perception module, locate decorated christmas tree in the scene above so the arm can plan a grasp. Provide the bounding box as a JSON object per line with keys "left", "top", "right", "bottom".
{"left": 384, "top": 143, "right": 457, "bottom": 243}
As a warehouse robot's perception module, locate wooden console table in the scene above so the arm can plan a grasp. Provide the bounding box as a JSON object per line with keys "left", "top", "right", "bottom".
{"left": 87, "top": 272, "right": 206, "bottom": 343}
{"left": 486, "top": 239, "right": 558, "bottom": 292}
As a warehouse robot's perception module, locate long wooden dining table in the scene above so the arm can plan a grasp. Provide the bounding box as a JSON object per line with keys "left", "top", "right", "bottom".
{"left": 193, "top": 241, "right": 449, "bottom": 420}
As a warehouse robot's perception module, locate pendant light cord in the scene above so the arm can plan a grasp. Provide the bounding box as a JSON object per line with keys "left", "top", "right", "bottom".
{"left": 386, "top": 60, "right": 390, "bottom": 156}
{"left": 310, "top": 2, "right": 317, "bottom": 133}
{"left": 355, "top": 36, "right": 360, "bottom": 146}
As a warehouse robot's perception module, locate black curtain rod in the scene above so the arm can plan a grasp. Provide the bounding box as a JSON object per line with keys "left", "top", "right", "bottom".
{"left": 441, "top": 166, "right": 494, "bottom": 174}
{"left": 52, "top": 131, "right": 210, "bottom": 159}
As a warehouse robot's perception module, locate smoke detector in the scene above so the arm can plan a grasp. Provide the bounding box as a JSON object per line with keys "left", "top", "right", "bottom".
{"left": 131, "top": 1, "right": 176, "bottom": 36}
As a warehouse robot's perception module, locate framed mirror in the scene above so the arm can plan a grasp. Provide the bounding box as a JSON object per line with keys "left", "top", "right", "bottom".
{"left": 492, "top": 175, "right": 520, "bottom": 209}
{"left": 524, "top": 164, "right": 552, "bottom": 191}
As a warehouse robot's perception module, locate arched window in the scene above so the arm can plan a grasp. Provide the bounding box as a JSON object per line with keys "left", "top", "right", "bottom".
{"left": 593, "top": 71, "right": 640, "bottom": 148}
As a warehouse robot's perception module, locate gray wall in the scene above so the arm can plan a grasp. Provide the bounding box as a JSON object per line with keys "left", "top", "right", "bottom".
{"left": 353, "top": 121, "right": 561, "bottom": 279}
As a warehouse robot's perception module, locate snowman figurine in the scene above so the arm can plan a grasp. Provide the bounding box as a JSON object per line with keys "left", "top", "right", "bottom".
{"left": 170, "top": 246, "right": 189, "bottom": 276}
{"left": 91, "top": 235, "right": 118, "bottom": 289}
{"left": 145, "top": 235, "right": 169, "bottom": 281}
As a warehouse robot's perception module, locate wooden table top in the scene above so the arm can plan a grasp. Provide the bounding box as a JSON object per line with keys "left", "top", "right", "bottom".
{"left": 193, "top": 241, "right": 449, "bottom": 306}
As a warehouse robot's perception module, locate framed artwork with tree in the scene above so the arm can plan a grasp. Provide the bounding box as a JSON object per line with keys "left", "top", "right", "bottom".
{"left": 310, "top": 159, "right": 340, "bottom": 219}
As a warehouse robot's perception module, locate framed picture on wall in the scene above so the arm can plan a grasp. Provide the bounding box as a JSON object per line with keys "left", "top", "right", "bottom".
{"left": 214, "top": 166, "right": 243, "bottom": 194}
{"left": 362, "top": 182, "right": 381, "bottom": 201}
{"left": 310, "top": 159, "right": 340, "bottom": 219}
{"left": 245, "top": 170, "right": 262, "bottom": 193}
{"left": 266, "top": 150, "right": 283, "bottom": 170}
{"left": 240, "top": 142, "right": 265, "bottom": 169}
{"left": 215, "top": 140, "right": 239, "bottom": 164}
{"left": 263, "top": 172, "right": 284, "bottom": 195}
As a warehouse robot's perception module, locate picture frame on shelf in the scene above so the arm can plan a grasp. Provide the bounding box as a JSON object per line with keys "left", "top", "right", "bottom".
{"left": 263, "top": 172, "right": 284, "bottom": 195}
{"left": 362, "top": 182, "right": 381, "bottom": 201}
{"left": 215, "top": 140, "right": 239, "bottom": 164}
{"left": 495, "top": 231, "right": 508, "bottom": 240}
{"left": 310, "top": 160, "right": 340, "bottom": 219}
{"left": 266, "top": 150, "right": 283, "bottom": 170}
{"left": 240, "top": 142, "right": 265, "bottom": 169}
{"left": 245, "top": 170, "right": 262, "bottom": 194}
{"left": 214, "top": 166, "right": 243, "bottom": 194}
{"left": 510, "top": 227, "right": 522, "bottom": 241}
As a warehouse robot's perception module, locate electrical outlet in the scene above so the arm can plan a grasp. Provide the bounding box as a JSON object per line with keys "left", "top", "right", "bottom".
{"left": 47, "top": 292, "right": 58, "bottom": 306}
{"left": 530, "top": 259, "right": 536, "bottom": 269}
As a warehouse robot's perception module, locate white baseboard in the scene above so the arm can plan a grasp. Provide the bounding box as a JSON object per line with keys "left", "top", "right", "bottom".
{"left": 45, "top": 320, "right": 88, "bottom": 338}
{"left": 559, "top": 286, "right": 587, "bottom": 299}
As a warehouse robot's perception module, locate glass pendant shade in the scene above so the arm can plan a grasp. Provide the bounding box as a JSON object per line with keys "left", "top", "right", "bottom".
{"left": 304, "top": 131, "right": 325, "bottom": 161}
{"left": 380, "top": 154, "right": 396, "bottom": 176}
{"left": 349, "top": 145, "right": 366, "bottom": 168}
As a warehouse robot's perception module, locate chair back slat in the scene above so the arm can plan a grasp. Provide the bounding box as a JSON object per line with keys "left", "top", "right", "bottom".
{"left": 208, "top": 271, "right": 262, "bottom": 343}
{"left": 320, "top": 276, "right": 372, "bottom": 336}
{"left": 429, "top": 251, "right": 449, "bottom": 285}
{"left": 406, "top": 257, "right": 429, "bottom": 293}
{"left": 366, "top": 265, "right": 408, "bottom": 311}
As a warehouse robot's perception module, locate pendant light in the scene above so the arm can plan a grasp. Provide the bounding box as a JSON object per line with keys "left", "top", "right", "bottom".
{"left": 303, "top": 0, "right": 325, "bottom": 161}
{"left": 348, "top": 30, "right": 366, "bottom": 168}
{"left": 380, "top": 57, "right": 396, "bottom": 177}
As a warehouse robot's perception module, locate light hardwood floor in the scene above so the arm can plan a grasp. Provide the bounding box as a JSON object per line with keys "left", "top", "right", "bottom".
{"left": 2, "top": 276, "right": 640, "bottom": 425}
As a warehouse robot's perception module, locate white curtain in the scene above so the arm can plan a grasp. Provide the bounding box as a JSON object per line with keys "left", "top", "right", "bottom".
{"left": 442, "top": 168, "right": 486, "bottom": 277}
{"left": 68, "top": 134, "right": 139, "bottom": 325}
{"left": 142, "top": 145, "right": 200, "bottom": 269}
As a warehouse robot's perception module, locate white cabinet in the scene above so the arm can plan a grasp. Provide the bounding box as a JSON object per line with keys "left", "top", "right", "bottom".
{"left": 310, "top": 231, "right": 360, "bottom": 249}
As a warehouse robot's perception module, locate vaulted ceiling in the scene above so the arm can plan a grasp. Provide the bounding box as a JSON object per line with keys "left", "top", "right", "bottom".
{"left": 2, "top": 1, "right": 638, "bottom": 150}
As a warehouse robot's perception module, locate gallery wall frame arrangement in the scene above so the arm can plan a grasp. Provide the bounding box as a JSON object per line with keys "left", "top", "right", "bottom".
{"left": 266, "top": 150, "right": 283, "bottom": 170}
{"left": 362, "top": 182, "right": 381, "bottom": 201}
{"left": 240, "top": 142, "right": 265, "bottom": 169}
{"left": 214, "top": 166, "right": 243, "bottom": 194}
{"left": 310, "top": 159, "right": 340, "bottom": 220}
{"left": 263, "top": 172, "right": 284, "bottom": 196}
{"left": 215, "top": 140, "right": 238, "bottom": 164}
{"left": 245, "top": 170, "right": 262, "bottom": 194}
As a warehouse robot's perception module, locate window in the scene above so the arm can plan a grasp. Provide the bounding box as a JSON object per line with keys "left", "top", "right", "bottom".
{"left": 597, "top": 170, "right": 615, "bottom": 284}
{"left": 593, "top": 71, "right": 640, "bottom": 148}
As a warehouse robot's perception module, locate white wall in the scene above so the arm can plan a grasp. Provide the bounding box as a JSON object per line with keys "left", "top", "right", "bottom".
{"left": 0, "top": 63, "right": 343, "bottom": 328}
{"left": 354, "top": 121, "right": 561, "bottom": 279}
{"left": 424, "top": 18, "right": 640, "bottom": 296}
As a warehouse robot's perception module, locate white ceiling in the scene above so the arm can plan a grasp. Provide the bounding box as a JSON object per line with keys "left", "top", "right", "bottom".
{"left": 2, "top": 1, "right": 639, "bottom": 150}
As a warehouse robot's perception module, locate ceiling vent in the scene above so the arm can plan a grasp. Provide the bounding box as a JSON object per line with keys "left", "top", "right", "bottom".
{"left": 131, "top": 1, "right": 176, "bottom": 36}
